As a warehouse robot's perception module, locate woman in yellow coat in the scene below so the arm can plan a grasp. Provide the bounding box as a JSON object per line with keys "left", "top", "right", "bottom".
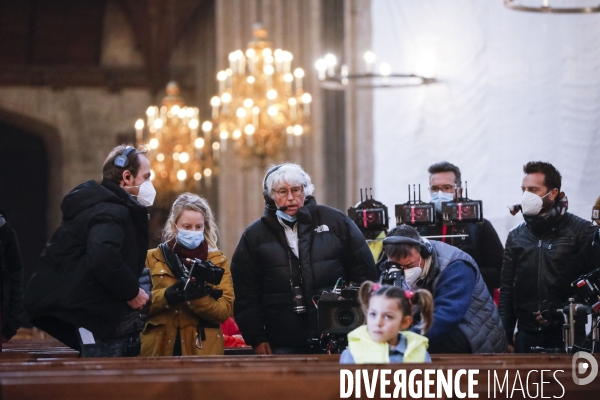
{"left": 141, "top": 193, "right": 233, "bottom": 356}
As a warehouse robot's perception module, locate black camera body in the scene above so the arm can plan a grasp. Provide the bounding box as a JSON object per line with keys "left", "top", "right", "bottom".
{"left": 186, "top": 258, "right": 225, "bottom": 285}
{"left": 572, "top": 267, "right": 600, "bottom": 312}
{"left": 316, "top": 285, "right": 362, "bottom": 354}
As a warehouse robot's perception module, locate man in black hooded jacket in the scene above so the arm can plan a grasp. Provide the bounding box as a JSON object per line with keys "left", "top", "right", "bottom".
{"left": 499, "top": 161, "right": 595, "bottom": 353}
{"left": 25, "top": 145, "right": 153, "bottom": 357}
{"left": 231, "top": 164, "right": 377, "bottom": 354}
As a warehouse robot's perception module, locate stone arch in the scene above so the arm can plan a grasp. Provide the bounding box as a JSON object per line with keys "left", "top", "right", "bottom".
{"left": 0, "top": 108, "right": 63, "bottom": 234}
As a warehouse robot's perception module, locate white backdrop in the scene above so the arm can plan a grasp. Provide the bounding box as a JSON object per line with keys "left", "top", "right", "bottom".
{"left": 371, "top": 0, "right": 600, "bottom": 243}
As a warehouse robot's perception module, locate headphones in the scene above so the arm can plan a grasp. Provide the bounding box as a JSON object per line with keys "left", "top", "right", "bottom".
{"left": 114, "top": 146, "right": 136, "bottom": 168}
{"left": 382, "top": 235, "right": 433, "bottom": 258}
{"left": 263, "top": 165, "right": 284, "bottom": 206}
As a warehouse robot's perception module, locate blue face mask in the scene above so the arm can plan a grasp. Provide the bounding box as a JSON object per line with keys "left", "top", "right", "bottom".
{"left": 177, "top": 229, "right": 204, "bottom": 249}
{"left": 276, "top": 210, "right": 297, "bottom": 223}
{"left": 430, "top": 192, "right": 454, "bottom": 213}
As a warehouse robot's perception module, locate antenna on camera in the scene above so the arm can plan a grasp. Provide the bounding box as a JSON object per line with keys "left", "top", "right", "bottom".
{"left": 465, "top": 181, "right": 468, "bottom": 200}
{"left": 360, "top": 188, "right": 363, "bottom": 203}
{"left": 407, "top": 184, "right": 411, "bottom": 203}
{"left": 370, "top": 188, "right": 373, "bottom": 200}
{"left": 413, "top": 185, "right": 416, "bottom": 205}
{"left": 418, "top": 184, "right": 422, "bottom": 203}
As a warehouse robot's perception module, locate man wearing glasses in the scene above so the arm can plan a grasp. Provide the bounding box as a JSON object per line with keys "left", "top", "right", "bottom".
{"left": 416, "top": 161, "right": 504, "bottom": 297}
{"left": 231, "top": 163, "right": 377, "bottom": 354}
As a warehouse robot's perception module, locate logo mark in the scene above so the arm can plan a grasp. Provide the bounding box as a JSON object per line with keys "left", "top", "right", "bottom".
{"left": 572, "top": 351, "right": 598, "bottom": 385}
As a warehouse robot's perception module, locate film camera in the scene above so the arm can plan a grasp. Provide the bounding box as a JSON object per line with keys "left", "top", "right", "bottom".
{"left": 348, "top": 188, "right": 389, "bottom": 240}
{"left": 316, "top": 282, "right": 363, "bottom": 354}
{"left": 572, "top": 267, "right": 600, "bottom": 314}
{"left": 182, "top": 258, "right": 225, "bottom": 300}
{"left": 395, "top": 182, "right": 483, "bottom": 227}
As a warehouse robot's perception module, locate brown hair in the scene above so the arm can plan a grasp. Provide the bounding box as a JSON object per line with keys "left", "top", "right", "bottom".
{"left": 162, "top": 192, "right": 219, "bottom": 248}
{"left": 383, "top": 225, "right": 423, "bottom": 260}
{"left": 358, "top": 281, "right": 433, "bottom": 334}
{"left": 102, "top": 144, "right": 148, "bottom": 184}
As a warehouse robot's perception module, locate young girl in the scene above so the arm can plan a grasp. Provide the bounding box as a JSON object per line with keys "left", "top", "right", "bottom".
{"left": 340, "top": 281, "right": 433, "bottom": 364}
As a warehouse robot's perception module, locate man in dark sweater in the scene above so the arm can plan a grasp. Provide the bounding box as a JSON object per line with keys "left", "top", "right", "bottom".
{"left": 416, "top": 161, "right": 504, "bottom": 297}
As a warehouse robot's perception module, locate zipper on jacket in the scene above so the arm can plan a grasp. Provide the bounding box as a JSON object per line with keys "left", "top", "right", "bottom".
{"left": 537, "top": 234, "right": 548, "bottom": 318}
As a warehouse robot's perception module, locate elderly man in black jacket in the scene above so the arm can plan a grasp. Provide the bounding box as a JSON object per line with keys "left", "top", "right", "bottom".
{"left": 499, "top": 161, "right": 596, "bottom": 353}
{"left": 0, "top": 211, "right": 25, "bottom": 347}
{"left": 25, "top": 145, "right": 153, "bottom": 357}
{"left": 231, "top": 163, "right": 378, "bottom": 354}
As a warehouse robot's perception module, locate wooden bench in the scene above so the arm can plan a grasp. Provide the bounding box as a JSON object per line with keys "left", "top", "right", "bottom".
{"left": 0, "top": 354, "right": 597, "bottom": 399}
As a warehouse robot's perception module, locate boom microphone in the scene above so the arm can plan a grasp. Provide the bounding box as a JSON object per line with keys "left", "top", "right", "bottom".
{"left": 278, "top": 206, "right": 288, "bottom": 211}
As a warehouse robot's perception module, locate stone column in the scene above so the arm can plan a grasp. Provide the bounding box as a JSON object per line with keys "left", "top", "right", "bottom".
{"left": 344, "top": 0, "right": 374, "bottom": 205}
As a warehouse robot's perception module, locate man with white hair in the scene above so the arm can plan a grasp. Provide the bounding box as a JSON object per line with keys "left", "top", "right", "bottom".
{"left": 231, "top": 163, "right": 377, "bottom": 354}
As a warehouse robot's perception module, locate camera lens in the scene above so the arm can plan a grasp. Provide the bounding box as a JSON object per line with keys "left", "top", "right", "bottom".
{"left": 337, "top": 309, "right": 355, "bottom": 327}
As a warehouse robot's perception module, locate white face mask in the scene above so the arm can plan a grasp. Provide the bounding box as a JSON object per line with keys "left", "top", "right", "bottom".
{"left": 403, "top": 257, "right": 423, "bottom": 288}
{"left": 125, "top": 180, "right": 156, "bottom": 207}
{"left": 521, "top": 191, "right": 551, "bottom": 216}
{"left": 430, "top": 192, "right": 455, "bottom": 213}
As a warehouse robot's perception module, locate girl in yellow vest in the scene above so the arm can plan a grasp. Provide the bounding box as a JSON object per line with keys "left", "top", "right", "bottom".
{"left": 340, "top": 281, "right": 433, "bottom": 364}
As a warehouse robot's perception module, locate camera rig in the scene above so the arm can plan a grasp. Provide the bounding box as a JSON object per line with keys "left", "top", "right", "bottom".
{"left": 315, "top": 280, "right": 363, "bottom": 354}
{"left": 395, "top": 184, "right": 435, "bottom": 227}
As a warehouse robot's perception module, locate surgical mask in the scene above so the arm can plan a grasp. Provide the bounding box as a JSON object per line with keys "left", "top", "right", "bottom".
{"left": 125, "top": 180, "right": 156, "bottom": 207}
{"left": 177, "top": 229, "right": 204, "bottom": 249}
{"left": 430, "top": 191, "right": 454, "bottom": 213}
{"left": 521, "top": 191, "right": 551, "bottom": 216}
{"left": 404, "top": 264, "right": 423, "bottom": 288}
{"left": 276, "top": 210, "right": 297, "bottom": 223}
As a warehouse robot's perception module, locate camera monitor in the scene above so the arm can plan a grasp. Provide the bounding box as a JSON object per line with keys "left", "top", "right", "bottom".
{"left": 318, "top": 299, "right": 364, "bottom": 335}
{"left": 348, "top": 188, "right": 389, "bottom": 233}
{"left": 395, "top": 184, "right": 436, "bottom": 227}
{"left": 441, "top": 200, "right": 483, "bottom": 225}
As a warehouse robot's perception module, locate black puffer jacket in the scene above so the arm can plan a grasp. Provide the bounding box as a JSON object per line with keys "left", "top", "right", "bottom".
{"left": 0, "top": 211, "right": 25, "bottom": 340}
{"left": 231, "top": 196, "right": 377, "bottom": 348}
{"left": 499, "top": 212, "right": 595, "bottom": 342}
{"left": 417, "top": 218, "right": 504, "bottom": 296}
{"left": 24, "top": 179, "right": 149, "bottom": 339}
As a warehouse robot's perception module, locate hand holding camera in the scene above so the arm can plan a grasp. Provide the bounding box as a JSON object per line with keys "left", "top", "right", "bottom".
{"left": 165, "top": 280, "right": 186, "bottom": 305}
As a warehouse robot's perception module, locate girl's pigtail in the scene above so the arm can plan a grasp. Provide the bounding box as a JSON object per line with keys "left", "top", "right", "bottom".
{"left": 358, "top": 280, "right": 375, "bottom": 312}
{"left": 413, "top": 289, "right": 434, "bottom": 334}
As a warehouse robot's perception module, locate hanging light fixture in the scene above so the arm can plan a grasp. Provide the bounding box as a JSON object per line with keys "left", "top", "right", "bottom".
{"left": 135, "top": 82, "right": 215, "bottom": 195}
{"left": 315, "top": 51, "right": 436, "bottom": 89}
{"left": 504, "top": 0, "right": 600, "bottom": 13}
{"left": 204, "top": 24, "right": 312, "bottom": 160}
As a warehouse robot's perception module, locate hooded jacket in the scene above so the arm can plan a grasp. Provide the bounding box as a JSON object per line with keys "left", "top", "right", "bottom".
{"left": 0, "top": 211, "right": 25, "bottom": 340}
{"left": 231, "top": 196, "right": 377, "bottom": 348}
{"left": 344, "top": 325, "right": 429, "bottom": 363}
{"left": 499, "top": 211, "right": 595, "bottom": 342}
{"left": 140, "top": 246, "right": 233, "bottom": 356}
{"left": 24, "top": 179, "right": 149, "bottom": 339}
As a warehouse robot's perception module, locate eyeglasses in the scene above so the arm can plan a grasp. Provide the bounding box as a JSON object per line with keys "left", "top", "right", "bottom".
{"left": 429, "top": 185, "right": 455, "bottom": 194}
{"left": 272, "top": 186, "right": 304, "bottom": 198}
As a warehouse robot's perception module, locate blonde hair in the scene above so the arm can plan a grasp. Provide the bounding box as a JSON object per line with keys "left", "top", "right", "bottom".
{"left": 358, "top": 281, "right": 434, "bottom": 335}
{"left": 162, "top": 193, "right": 219, "bottom": 248}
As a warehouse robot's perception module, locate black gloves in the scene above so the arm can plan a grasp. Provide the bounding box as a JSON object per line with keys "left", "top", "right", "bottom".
{"left": 184, "top": 281, "right": 208, "bottom": 301}
{"left": 164, "top": 280, "right": 186, "bottom": 305}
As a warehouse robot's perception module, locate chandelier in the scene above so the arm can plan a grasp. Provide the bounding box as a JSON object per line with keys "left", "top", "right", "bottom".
{"left": 504, "top": 0, "right": 600, "bottom": 13}
{"left": 203, "top": 25, "right": 312, "bottom": 160}
{"left": 315, "top": 51, "right": 436, "bottom": 89}
{"left": 134, "top": 82, "right": 216, "bottom": 196}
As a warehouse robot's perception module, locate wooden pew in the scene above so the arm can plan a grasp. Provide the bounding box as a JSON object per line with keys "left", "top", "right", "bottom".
{"left": 0, "top": 354, "right": 597, "bottom": 400}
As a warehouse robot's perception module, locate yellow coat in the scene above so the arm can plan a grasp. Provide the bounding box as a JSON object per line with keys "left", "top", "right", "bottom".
{"left": 140, "top": 247, "right": 234, "bottom": 356}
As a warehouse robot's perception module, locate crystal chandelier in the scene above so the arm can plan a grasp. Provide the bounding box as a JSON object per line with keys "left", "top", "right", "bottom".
{"left": 203, "top": 25, "right": 312, "bottom": 160}
{"left": 134, "top": 82, "right": 215, "bottom": 196}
